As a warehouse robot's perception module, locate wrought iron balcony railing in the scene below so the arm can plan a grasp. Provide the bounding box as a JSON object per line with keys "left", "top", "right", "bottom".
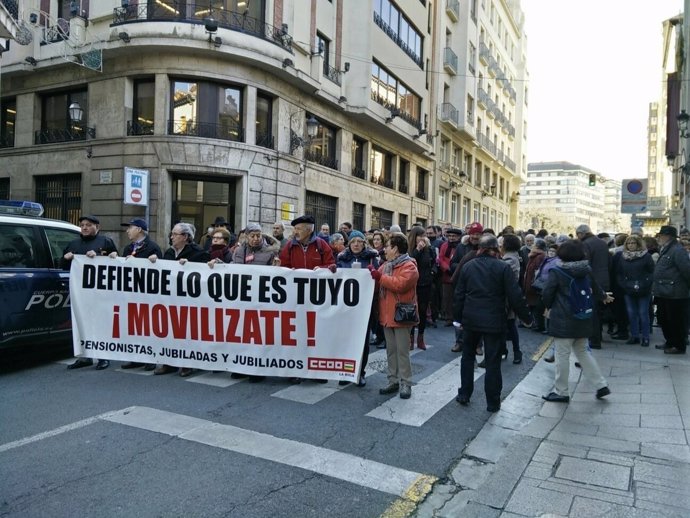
{"left": 352, "top": 166, "right": 366, "bottom": 179}
{"left": 415, "top": 190, "right": 428, "bottom": 200}
{"left": 34, "top": 126, "right": 94, "bottom": 144}
{"left": 167, "top": 120, "right": 243, "bottom": 141}
{"left": 112, "top": 3, "right": 294, "bottom": 53}
{"left": 373, "top": 12, "right": 423, "bottom": 68}
{"left": 323, "top": 63, "right": 341, "bottom": 86}
{"left": 0, "top": 133, "right": 15, "bottom": 148}
{"left": 127, "top": 120, "right": 154, "bottom": 136}
{"left": 398, "top": 184, "right": 409, "bottom": 194}
{"left": 1, "top": 0, "right": 19, "bottom": 19}
{"left": 304, "top": 149, "right": 338, "bottom": 170}
{"left": 255, "top": 132, "right": 274, "bottom": 149}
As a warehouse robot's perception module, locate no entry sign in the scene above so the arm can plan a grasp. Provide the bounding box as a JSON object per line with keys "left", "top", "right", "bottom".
{"left": 124, "top": 168, "right": 149, "bottom": 206}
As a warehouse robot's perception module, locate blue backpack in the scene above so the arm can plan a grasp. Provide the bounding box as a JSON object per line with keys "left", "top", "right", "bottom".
{"left": 553, "top": 267, "right": 594, "bottom": 320}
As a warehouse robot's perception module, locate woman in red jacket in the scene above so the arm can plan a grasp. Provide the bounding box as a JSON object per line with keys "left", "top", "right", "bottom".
{"left": 370, "top": 233, "right": 419, "bottom": 399}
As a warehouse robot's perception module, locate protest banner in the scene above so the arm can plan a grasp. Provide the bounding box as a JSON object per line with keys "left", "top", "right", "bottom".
{"left": 70, "top": 256, "right": 375, "bottom": 382}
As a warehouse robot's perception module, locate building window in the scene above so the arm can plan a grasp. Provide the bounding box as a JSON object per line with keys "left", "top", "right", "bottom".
{"left": 0, "top": 178, "right": 9, "bottom": 199}
{"left": 373, "top": 0, "right": 423, "bottom": 67}
{"left": 438, "top": 189, "right": 448, "bottom": 220}
{"left": 169, "top": 80, "right": 243, "bottom": 141}
{"left": 173, "top": 177, "right": 236, "bottom": 235}
{"left": 352, "top": 136, "right": 366, "bottom": 178}
{"left": 371, "top": 206, "right": 393, "bottom": 230}
{"left": 1, "top": 99, "right": 16, "bottom": 148}
{"left": 463, "top": 197, "right": 471, "bottom": 224}
{"left": 35, "top": 174, "right": 82, "bottom": 224}
{"left": 316, "top": 32, "right": 330, "bottom": 70}
{"left": 353, "top": 202, "right": 365, "bottom": 232}
{"left": 129, "top": 79, "right": 155, "bottom": 136}
{"left": 305, "top": 116, "right": 338, "bottom": 170}
{"left": 371, "top": 61, "right": 422, "bottom": 129}
{"left": 399, "top": 213, "right": 408, "bottom": 232}
{"left": 416, "top": 168, "right": 428, "bottom": 200}
{"left": 398, "top": 159, "right": 409, "bottom": 194}
{"left": 306, "top": 191, "right": 337, "bottom": 232}
{"left": 451, "top": 194, "right": 458, "bottom": 224}
{"left": 472, "top": 201, "right": 480, "bottom": 223}
{"left": 255, "top": 94, "right": 273, "bottom": 148}
{"left": 371, "top": 147, "right": 394, "bottom": 188}
{"left": 36, "top": 89, "right": 88, "bottom": 144}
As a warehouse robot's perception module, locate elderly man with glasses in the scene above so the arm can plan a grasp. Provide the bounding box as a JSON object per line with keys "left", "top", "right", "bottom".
{"left": 148, "top": 222, "right": 210, "bottom": 376}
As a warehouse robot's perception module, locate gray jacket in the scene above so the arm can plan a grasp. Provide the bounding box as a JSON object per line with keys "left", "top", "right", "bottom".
{"left": 652, "top": 239, "right": 690, "bottom": 299}
{"left": 232, "top": 234, "right": 281, "bottom": 265}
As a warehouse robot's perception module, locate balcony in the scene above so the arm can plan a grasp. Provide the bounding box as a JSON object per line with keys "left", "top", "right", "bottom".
{"left": 415, "top": 190, "right": 428, "bottom": 200}
{"left": 255, "top": 132, "right": 274, "bottom": 149}
{"left": 478, "top": 87, "right": 490, "bottom": 109}
{"left": 370, "top": 175, "right": 394, "bottom": 189}
{"left": 0, "top": 133, "right": 14, "bottom": 148}
{"left": 304, "top": 149, "right": 338, "bottom": 170}
{"left": 323, "top": 63, "right": 342, "bottom": 86}
{"left": 440, "top": 102, "right": 459, "bottom": 126}
{"left": 112, "top": 4, "right": 294, "bottom": 53}
{"left": 398, "top": 184, "right": 409, "bottom": 194}
{"left": 1, "top": 0, "right": 18, "bottom": 19}
{"left": 478, "top": 132, "right": 496, "bottom": 157}
{"left": 443, "top": 47, "right": 458, "bottom": 75}
{"left": 167, "top": 120, "right": 243, "bottom": 141}
{"left": 373, "top": 12, "right": 423, "bottom": 68}
{"left": 446, "top": 0, "right": 459, "bottom": 21}
{"left": 35, "top": 126, "right": 93, "bottom": 145}
{"left": 352, "top": 166, "right": 366, "bottom": 179}
{"left": 479, "top": 41, "right": 491, "bottom": 66}
{"left": 127, "top": 120, "right": 154, "bottom": 136}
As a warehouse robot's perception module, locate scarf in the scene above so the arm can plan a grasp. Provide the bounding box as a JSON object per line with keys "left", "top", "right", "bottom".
{"left": 622, "top": 249, "right": 647, "bottom": 261}
{"left": 443, "top": 240, "right": 460, "bottom": 258}
{"left": 380, "top": 253, "right": 413, "bottom": 298}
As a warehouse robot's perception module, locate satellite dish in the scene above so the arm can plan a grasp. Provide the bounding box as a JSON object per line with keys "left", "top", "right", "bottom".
{"left": 15, "top": 22, "right": 33, "bottom": 45}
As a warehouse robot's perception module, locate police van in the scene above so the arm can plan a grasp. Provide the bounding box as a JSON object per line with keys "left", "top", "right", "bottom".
{"left": 0, "top": 201, "right": 80, "bottom": 352}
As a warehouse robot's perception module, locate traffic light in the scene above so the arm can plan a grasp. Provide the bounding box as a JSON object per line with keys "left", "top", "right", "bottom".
{"left": 588, "top": 173, "right": 596, "bottom": 186}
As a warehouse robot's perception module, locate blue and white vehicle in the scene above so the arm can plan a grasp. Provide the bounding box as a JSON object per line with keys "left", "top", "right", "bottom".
{"left": 0, "top": 201, "right": 80, "bottom": 351}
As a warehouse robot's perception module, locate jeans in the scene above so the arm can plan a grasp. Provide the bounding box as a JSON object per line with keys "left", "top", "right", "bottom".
{"left": 624, "top": 294, "right": 651, "bottom": 340}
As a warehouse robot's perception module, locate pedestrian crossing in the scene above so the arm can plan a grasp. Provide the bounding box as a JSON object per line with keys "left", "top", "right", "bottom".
{"left": 60, "top": 344, "right": 486, "bottom": 428}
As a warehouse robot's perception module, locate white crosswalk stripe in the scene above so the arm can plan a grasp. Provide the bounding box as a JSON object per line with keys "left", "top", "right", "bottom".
{"left": 366, "top": 357, "right": 483, "bottom": 427}
{"left": 185, "top": 371, "right": 245, "bottom": 387}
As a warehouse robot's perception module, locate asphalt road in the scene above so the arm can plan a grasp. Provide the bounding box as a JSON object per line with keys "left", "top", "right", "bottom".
{"left": 0, "top": 325, "right": 549, "bottom": 518}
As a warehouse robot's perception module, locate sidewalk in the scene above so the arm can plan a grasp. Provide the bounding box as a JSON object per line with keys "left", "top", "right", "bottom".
{"left": 413, "top": 340, "right": 690, "bottom": 518}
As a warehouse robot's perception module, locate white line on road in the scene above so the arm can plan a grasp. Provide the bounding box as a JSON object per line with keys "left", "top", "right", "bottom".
{"left": 185, "top": 371, "right": 246, "bottom": 387}
{"left": 102, "top": 406, "right": 432, "bottom": 496}
{"left": 0, "top": 408, "right": 130, "bottom": 453}
{"left": 365, "top": 357, "right": 483, "bottom": 427}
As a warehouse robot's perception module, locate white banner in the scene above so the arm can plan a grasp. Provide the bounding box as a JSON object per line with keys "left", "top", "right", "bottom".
{"left": 70, "top": 257, "right": 374, "bottom": 382}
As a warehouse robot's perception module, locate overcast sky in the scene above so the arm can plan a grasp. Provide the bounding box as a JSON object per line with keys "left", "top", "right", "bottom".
{"left": 521, "top": 0, "right": 683, "bottom": 181}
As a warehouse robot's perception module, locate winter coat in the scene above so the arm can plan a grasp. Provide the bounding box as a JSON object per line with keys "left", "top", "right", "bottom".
{"left": 523, "top": 249, "right": 546, "bottom": 305}
{"left": 652, "top": 239, "right": 690, "bottom": 299}
{"left": 336, "top": 247, "right": 381, "bottom": 269}
{"left": 438, "top": 240, "right": 461, "bottom": 284}
{"left": 209, "top": 244, "right": 234, "bottom": 264}
{"left": 61, "top": 233, "right": 118, "bottom": 269}
{"left": 377, "top": 258, "right": 419, "bottom": 328}
{"left": 279, "top": 234, "right": 335, "bottom": 269}
{"left": 409, "top": 245, "right": 436, "bottom": 286}
{"left": 454, "top": 253, "right": 532, "bottom": 333}
{"left": 616, "top": 251, "right": 655, "bottom": 296}
{"left": 163, "top": 242, "right": 210, "bottom": 263}
{"left": 122, "top": 236, "right": 162, "bottom": 259}
{"left": 581, "top": 233, "right": 610, "bottom": 290}
{"left": 232, "top": 234, "right": 280, "bottom": 265}
{"left": 541, "top": 260, "right": 606, "bottom": 338}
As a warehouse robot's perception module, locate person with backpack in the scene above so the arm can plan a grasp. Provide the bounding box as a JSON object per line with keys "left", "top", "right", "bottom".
{"left": 541, "top": 239, "right": 612, "bottom": 403}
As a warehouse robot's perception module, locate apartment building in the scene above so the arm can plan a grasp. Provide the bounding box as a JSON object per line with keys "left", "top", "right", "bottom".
{"left": 0, "top": 0, "right": 528, "bottom": 248}
{"left": 430, "top": 0, "right": 527, "bottom": 231}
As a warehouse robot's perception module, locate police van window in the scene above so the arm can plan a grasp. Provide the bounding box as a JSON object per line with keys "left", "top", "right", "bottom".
{"left": 0, "top": 225, "right": 35, "bottom": 267}
{"left": 43, "top": 228, "right": 80, "bottom": 268}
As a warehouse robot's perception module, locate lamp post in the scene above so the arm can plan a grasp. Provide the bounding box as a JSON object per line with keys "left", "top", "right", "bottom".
{"left": 68, "top": 101, "right": 96, "bottom": 157}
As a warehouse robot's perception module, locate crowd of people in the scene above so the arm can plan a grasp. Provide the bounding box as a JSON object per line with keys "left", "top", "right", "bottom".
{"left": 62, "top": 214, "right": 690, "bottom": 410}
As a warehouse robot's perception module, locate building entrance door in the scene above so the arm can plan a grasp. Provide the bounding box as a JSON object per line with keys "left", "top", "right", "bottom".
{"left": 172, "top": 177, "right": 237, "bottom": 244}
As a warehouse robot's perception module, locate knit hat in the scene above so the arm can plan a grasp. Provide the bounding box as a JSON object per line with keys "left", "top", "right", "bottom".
{"left": 245, "top": 223, "right": 262, "bottom": 233}
{"left": 348, "top": 230, "right": 366, "bottom": 241}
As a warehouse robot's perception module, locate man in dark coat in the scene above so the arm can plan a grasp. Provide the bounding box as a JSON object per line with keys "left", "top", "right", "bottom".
{"left": 653, "top": 225, "right": 690, "bottom": 354}
{"left": 63, "top": 215, "right": 118, "bottom": 370}
{"left": 112, "top": 218, "right": 162, "bottom": 370}
{"left": 454, "top": 236, "right": 532, "bottom": 412}
{"left": 150, "top": 221, "right": 210, "bottom": 375}
{"left": 575, "top": 224, "right": 610, "bottom": 349}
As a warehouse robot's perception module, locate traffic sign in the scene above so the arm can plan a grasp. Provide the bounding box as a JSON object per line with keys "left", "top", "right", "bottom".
{"left": 124, "top": 167, "right": 149, "bottom": 206}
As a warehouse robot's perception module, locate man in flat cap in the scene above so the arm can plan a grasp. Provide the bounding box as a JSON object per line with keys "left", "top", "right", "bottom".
{"left": 653, "top": 225, "right": 690, "bottom": 354}
{"left": 278, "top": 215, "right": 335, "bottom": 384}
{"left": 110, "top": 218, "right": 162, "bottom": 370}
{"left": 279, "top": 215, "right": 335, "bottom": 271}
{"left": 63, "top": 215, "right": 118, "bottom": 370}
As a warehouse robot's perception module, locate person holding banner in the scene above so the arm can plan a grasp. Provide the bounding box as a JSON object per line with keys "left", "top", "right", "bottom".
{"left": 369, "top": 233, "right": 419, "bottom": 399}
{"left": 280, "top": 215, "right": 335, "bottom": 384}
{"left": 207, "top": 227, "right": 234, "bottom": 265}
{"left": 337, "top": 230, "right": 381, "bottom": 387}
{"left": 110, "top": 218, "right": 162, "bottom": 370}
{"left": 64, "top": 215, "right": 118, "bottom": 371}
{"left": 149, "top": 222, "right": 210, "bottom": 376}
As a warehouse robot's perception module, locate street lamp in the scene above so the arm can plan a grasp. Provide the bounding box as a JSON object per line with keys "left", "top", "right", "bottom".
{"left": 290, "top": 114, "right": 319, "bottom": 154}
{"left": 68, "top": 101, "right": 96, "bottom": 157}
{"left": 678, "top": 110, "right": 690, "bottom": 139}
